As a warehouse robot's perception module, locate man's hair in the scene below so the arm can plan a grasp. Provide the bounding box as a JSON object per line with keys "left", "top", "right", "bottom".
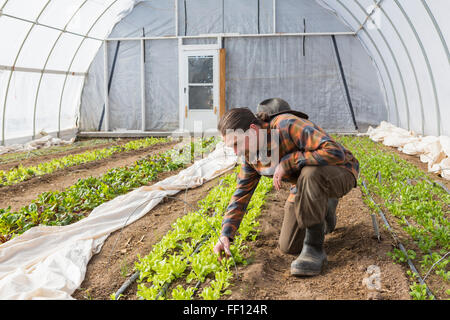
{"left": 257, "top": 98, "right": 291, "bottom": 115}
{"left": 218, "top": 108, "right": 262, "bottom": 136}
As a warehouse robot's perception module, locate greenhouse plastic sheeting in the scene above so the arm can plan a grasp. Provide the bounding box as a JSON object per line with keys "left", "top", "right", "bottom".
{"left": 367, "top": 121, "right": 450, "bottom": 180}
{"left": 319, "top": 0, "right": 450, "bottom": 136}
{"left": 0, "top": 0, "right": 141, "bottom": 145}
{"left": 223, "top": 35, "right": 385, "bottom": 131}
{"left": 0, "top": 142, "right": 237, "bottom": 299}
{"left": 2, "top": 0, "right": 449, "bottom": 141}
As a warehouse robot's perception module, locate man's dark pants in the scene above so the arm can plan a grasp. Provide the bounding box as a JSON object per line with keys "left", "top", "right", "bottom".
{"left": 279, "top": 165, "right": 356, "bottom": 254}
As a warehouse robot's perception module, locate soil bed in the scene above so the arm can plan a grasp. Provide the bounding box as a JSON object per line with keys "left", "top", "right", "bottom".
{"left": 223, "top": 182, "right": 411, "bottom": 300}
{"left": 0, "top": 139, "right": 177, "bottom": 212}
{"left": 0, "top": 138, "right": 137, "bottom": 171}
{"left": 71, "top": 143, "right": 449, "bottom": 300}
{"left": 72, "top": 173, "right": 226, "bottom": 300}
{"left": 73, "top": 178, "right": 412, "bottom": 300}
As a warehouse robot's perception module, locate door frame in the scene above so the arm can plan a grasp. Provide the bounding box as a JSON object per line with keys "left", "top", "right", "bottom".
{"left": 178, "top": 41, "right": 224, "bottom": 134}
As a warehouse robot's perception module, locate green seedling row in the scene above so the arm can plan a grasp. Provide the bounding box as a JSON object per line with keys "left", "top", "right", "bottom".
{"left": 0, "top": 137, "right": 218, "bottom": 244}
{"left": 0, "top": 137, "right": 170, "bottom": 187}
{"left": 133, "top": 167, "right": 273, "bottom": 300}
{"left": 334, "top": 135, "right": 449, "bottom": 299}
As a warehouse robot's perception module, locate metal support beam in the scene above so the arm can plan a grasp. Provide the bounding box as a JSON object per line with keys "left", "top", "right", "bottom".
{"left": 377, "top": 5, "right": 425, "bottom": 135}
{"left": 393, "top": 0, "right": 441, "bottom": 136}
{"left": 331, "top": 35, "right": 358, "bottom": 130}
{"left": 272, "top": 0, "right": 276, "bottom": 33}
{"left": 420, "top": 0, "right": 449, "bottom": 61}
{"left": 1, "top": 0, "right": 52, "bottom": 146}
{"left": 0, "top": 11, "right": 103, "bottom": 42}
{"left": 140, "top": 39, "right": 146, "bottom": 131}
{"left": 335, "top": 0, "right": 400, "bottom": 129}
{"left": 103, "top": 41, "right": 110, "bottom": 132}
{"left": 106, "top": 32, "right": 355, "bottom": 42}
{"left": 352, "top": 0, "right": 410, "bottom": 131}
{"left": 34, "top": 0, "right": 89, "bottom": 139}
{"left": 0, "top": 65, "right": 86, "bottom": 76}
{"left": 175, "top": 0, "right": 178, "bottom": 36}
{"left": 356, "top": 0, "right": 384, "bottom": 34}
{"left": 58, "top": 0, "right": 120, "bottom": 136}
{"left": 98, "top": 40, "right": 121, "bottom": 131}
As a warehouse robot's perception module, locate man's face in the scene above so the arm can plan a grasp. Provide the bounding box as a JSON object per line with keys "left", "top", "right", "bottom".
{"left": 223, "top": 125, "right": 259, "bottom": 157}
{"left": 223, "top": 131, "right": 247, "bottom": 157}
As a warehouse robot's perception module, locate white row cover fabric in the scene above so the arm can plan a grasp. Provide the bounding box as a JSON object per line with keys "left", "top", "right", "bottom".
{"left": 0, "top": 132, "right": 74, "bottom": 155}
{"left": 366, "top": 121, "right": 450, "bottom": 180}
{"left": 0, "top": 142, "right": 237, "bottom": 299}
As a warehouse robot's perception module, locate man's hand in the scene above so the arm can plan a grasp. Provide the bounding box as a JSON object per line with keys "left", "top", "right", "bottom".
{"left": 273, "top": 164, "right": 287, "bottom": 191}
{"left": 213, "top": 236, "right": 231, "bottom": 261}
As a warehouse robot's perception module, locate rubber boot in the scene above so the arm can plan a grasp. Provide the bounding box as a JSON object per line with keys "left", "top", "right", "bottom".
{"left": 290, "top": 222, "right": 327, "bottom": 276}
{"left": 324, "top": 198, "right": 339, "bottom": 234}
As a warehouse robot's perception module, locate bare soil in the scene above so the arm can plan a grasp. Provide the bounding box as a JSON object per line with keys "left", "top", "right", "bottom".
{"left": 0, "top": 140, "right": 177, "bottom": 212}
{"left": 223, "top": 183, "right": 411, "bottom": 300}
{"left": 73, "top": 177, "right": 412, "bottom": 300}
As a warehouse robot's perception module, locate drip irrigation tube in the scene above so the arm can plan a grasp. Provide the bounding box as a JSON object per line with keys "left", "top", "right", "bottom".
{"left": 112, "top": 174, "right": 241, "bottom": 300}
{"left": 361, "top": 180, "right": 381, "bottom": 242}
{"left": 426, "top": 179, "right": 450, "bottom": 195}
{"left": 361, "top": 178, "right": 435, "bottom": 299}
{"left": 112, "top": 195, "right": 235, "bottom": 299}
{"left": 155, "top": 234, "right": 212, "bottom": 299}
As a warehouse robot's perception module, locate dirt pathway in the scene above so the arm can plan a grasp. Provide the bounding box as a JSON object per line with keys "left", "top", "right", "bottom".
{"left": 224, "top": 183, "right": 411, "bottom": 300}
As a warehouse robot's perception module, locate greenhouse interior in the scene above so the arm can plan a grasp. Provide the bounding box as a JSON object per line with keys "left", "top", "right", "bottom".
{"left": 0, "top": 0, "right": 448, "bottom": 303}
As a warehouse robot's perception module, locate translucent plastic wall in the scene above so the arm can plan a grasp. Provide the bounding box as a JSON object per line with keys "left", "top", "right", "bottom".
{"left": 0, "top": 0, "right": 138, "bottom": 145}
{"left": 319, "top": 0, "right": 450, "bottom": 136}
{"left": 1, "top": 0, "right": 449, "bottom": 145}
{"left": 80, "top": 0, "right": 387, "bottom": 133}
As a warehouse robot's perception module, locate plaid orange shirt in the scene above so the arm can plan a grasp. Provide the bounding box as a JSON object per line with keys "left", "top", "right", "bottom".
{"left": 221, "top": 113, "right": 360, "bottom": 240}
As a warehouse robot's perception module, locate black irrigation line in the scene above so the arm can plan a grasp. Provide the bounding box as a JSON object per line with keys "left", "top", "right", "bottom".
{"left": 362, "top": 180, "right": 381, "bottom": 242}
{"left": 112, "top": 167, "right": 241, "bottom": 300}
{"left": 113, "top": 195, "right": 236, "bottom": 300}
{"left": 360, "top": 176, "right": 435, "bottom": 300}
{"left": 154, "top": 233, "right": 212, "bottom": 300}
{"left": 331, "top": 34, "right": 358, "bottom": 131}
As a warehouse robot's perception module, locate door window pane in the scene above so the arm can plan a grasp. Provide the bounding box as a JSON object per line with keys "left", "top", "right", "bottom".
{"left": 189, "top": 86, "right": 213, "bottom": 109}
{"left": 188, "top": 56, "right": 213, "bottom": 83}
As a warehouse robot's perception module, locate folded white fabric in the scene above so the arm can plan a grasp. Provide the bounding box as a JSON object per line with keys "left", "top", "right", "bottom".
{"left": 367, "top": 121, "right": 449, "bottom": 180}
{"left": 0, "top": 142, "right": 237, "bottom": 299}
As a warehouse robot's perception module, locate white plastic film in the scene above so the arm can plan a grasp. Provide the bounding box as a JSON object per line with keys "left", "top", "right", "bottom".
{"left": 60, "top": 75, "right": 85, "bottom": 131}
{"left": 2, "top": 0, "right": 49, "bottom": 21}
{"left": 0, "top": 16, "right": 32, "bottom": 66}
{"left": 35, "top": 73, "right": 66, "bottom": 134}
{"left": 4, "top": 71, "right": 40, "bottom": 140}
{"left": 38, "top": 0, "right": 87, "bottom": 30}
{"left": 45, "top": 33, "right": 84, "bottom": 71}
{"left": 15, "top": 25, "right": 61, "bottom": 70}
